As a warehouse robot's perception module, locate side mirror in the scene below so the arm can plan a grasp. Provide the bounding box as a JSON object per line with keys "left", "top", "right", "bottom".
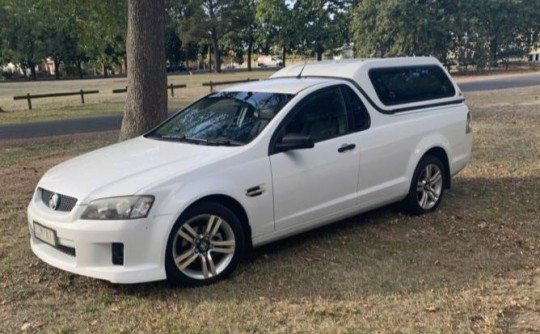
{"left": 275, "top": 133, "right": 314, "bottom": 152}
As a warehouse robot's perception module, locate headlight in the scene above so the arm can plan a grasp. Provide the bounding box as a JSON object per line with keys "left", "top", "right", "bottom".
{"left": 81, "top": 196, "right": 154, "bottom": 220}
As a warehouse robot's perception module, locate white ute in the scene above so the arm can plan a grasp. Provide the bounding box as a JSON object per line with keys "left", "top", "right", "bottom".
{"left": 28, "top": 57, "right": 472, "bottom": 285}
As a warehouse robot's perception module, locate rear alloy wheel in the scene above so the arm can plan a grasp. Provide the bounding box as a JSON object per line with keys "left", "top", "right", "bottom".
{"left": 165, "top": 202, "right": 245, "bottom": 286}
{"left": 404, "top": 155, "right": 445, "bottom": 214}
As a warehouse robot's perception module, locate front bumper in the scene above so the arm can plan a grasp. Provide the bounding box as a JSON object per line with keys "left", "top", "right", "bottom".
{"left": 27, "top": 198, "right": 175, "bottom": 284}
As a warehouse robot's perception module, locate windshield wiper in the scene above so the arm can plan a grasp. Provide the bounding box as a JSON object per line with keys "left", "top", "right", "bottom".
{"left": 153, "top": 134, "right": 188, "bottom": 142}
{"left": 187, "top": 138, "right": 243, "bottom": 146}
{"left": 150, "top": 134, "right": 200, "bottom": 143}
{"left": 151, "top": 134, "right": 242, "bottom": 146}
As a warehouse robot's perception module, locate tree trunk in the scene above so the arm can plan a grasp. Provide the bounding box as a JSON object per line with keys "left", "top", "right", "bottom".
{"left": 247, "top": 41, "right": 253, "bottom": 72}
{"left": 77, "top": 60, "right": 84, "bottom": 79}
{"left": 208, "top": 47, "right": 212, "bottom": 71}
{"left": 282, "top": 47, "right": 286, "bottom": 67}
{"left": 54, "top": 56, "right": 61, "bottom": 80}
{"left": 29, "top": 61, "right": 37, "bottom": 81}
{"left": 490, "top": 38, "right": 498, "bottom": 67}
{"left": 211, "top": 35, "right": 220, "bottom": 73}
{"left": 315, "top": 43, "right": 324, "bottom": 61}
{"left": 120, "top": 0, "right": 168, "bottom": 141}
{"left": 103, "top": 64, "right": 108, "bottom": 78}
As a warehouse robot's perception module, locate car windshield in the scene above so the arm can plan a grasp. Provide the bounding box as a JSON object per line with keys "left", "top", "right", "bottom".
{"left": 147, "top": 91, "right": 293, "bottom": 146}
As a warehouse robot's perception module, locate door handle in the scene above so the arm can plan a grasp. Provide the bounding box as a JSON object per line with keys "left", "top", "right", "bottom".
{"left": 337, "top": 143, "right": 356, "bottom": 153}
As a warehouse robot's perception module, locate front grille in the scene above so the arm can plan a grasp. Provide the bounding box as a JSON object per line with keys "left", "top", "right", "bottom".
{"left": 40, "top": 188, "right": 78, "bottom": 212}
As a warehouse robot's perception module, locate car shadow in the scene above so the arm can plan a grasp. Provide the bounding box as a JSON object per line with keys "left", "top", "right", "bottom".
{"left": 104, "top": 175, "right": 539, "bottom": 303}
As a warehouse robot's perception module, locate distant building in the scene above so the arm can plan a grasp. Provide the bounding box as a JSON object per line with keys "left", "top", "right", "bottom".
{"left": 529, "top": 48, "right": 540, "bottom": 62}
{"left": 334, "top": 44, "right": 354, "bottom": 60}
{"left": 41, "top": 58, "right": 56, "bottom": 76}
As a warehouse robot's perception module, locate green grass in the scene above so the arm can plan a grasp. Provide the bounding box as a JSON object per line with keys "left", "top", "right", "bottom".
{"left": 0, "top": 88, "right": 539, "bottom": 333}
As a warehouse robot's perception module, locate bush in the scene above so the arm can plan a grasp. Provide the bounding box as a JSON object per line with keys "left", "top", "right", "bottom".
{"left": 64, "top": 64, "right": 79, "bottom": 77}
{"left": 1, "top": 70, "right": 14, "bottom": 80}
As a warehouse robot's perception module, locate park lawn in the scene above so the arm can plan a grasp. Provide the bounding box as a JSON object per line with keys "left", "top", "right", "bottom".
{"left": 0, "top": 88, "right": 539, "bottom": 333}
{"left": 0, "top": 70, "right": 274, "bottom": 125}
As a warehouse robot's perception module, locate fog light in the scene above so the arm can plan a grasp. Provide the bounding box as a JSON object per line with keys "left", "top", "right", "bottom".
{"left": 112, "top": 243, "right": 124, "bottom": 266}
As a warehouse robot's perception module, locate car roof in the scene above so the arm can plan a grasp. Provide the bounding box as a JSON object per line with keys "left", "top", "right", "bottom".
{"left": 271, "top": 57, "right": 443, "bottom": 81}
{"left": 221, "top": 77, "right": 336, "bottom": 95}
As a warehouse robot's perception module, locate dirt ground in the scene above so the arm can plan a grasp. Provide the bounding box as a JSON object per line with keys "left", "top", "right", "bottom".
{"left": 0, "top": 87, "right": 538, "bottom": 333}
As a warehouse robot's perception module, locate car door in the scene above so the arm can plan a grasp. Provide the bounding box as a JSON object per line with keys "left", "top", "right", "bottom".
{"left": 269, "top": 85, "right": 361, "bottom": 232}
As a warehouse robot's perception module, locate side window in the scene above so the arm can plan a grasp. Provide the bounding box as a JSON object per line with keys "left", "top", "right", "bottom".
{"left": 369, "top": 66, "right": 456, "bottom": 106}
{"left": 281, "top": 87, "right": 349, "bottom": 143}
{"left": 342, "top": 85, "right": 371, "bottom": 131}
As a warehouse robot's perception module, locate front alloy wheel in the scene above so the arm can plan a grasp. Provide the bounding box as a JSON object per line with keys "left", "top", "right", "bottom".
{"left": 166, "top": 202, "right": 245, "bottom": 286}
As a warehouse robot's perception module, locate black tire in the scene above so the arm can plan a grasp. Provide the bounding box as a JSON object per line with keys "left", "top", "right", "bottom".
{"left": 403, "top": 155, "right": 445, "bottom": 215}
{"left": 165, "top": 202, "right": 245, "bottom": 286}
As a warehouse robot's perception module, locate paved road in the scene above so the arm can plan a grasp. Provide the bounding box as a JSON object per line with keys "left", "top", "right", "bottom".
{"left": 458, "top": 73, "right": 540, "bottom": 92}
{"left": 0, "top": 114, "right": 124, "bottom": 140}
{"left": 2, "top": 73, "right": 540, "bottom": 141}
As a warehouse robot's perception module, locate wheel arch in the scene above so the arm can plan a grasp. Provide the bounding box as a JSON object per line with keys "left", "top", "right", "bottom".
{"left": 406, "top": 132, "right": 453, "bottom": 192}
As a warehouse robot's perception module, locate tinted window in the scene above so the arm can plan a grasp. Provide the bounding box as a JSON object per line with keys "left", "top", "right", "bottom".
{"left": 342, "top": 85, "right": 370, "bottom": 131}
{"left": 369, "top": 66, "right": 456, "bottom": 106}
{"left": 280, "top": 87, "right": 349, "bottom": 143}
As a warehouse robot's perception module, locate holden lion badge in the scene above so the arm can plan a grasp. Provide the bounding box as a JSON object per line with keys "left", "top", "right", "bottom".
{"left": 49, "top": 193, "right": 59, "bottom": 210}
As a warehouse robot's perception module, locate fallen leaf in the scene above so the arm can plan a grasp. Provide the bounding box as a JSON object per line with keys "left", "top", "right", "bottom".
{"left": 425, "top": 306, "right": 438, "bottom": 312}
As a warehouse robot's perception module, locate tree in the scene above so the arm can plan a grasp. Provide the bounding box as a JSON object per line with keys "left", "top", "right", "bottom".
{"left": 0, "top": 2, "right": 7, "bottom": 64}
{"left": 352, "top": 0, "right": 453, "bottom": 63}
{"left": 1, "top": 0, "right": 47, "bottom": 80}
{"left": 461, "top": 0, "right": 521, "bottom": 67}
{"left": 256, "top": 0, "right": 295, "bottom": 65}
{"left": 74, "top": 0, "right": 127, "bottom": 77}
{"left": 173, "top": 0, "right": 245, "bottom": 73}
{"left": 184, "top": 41, "right": 200, "bottom": 67}
{"left": 37, "top": 0, "right": 77, "bottom": 79}
{"left": 165, "top": 25, "right": 184, "bottom": 67}
{"left": 294, "top": 0, "right": 354, "bottom": 61}
{"left": 447, "top": 0, "right": 533, "bottom": 71}
{"left": 0, "top": 0, "right": 126, "bottom": 80}
{"left": 522, "top": 0, "right": 540, "bottom": 49}
{"left": 120, "top": 0, "right": 168, "bottom": 140}
{"left": 237, "top": 0, "right": 258, "bottom": 71}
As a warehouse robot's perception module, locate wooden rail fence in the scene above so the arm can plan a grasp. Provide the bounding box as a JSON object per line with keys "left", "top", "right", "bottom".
{"left": 202, "top": 78, "right": 259, "bottom": 92}
{"left": 13, "top": 90, "right": 99, "bottom": 110}
{"left": 112, "top": 84, "right": 187, "bottom": 96}
{"left": 12, "top": 80, "right": 257, "bottom": 111}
